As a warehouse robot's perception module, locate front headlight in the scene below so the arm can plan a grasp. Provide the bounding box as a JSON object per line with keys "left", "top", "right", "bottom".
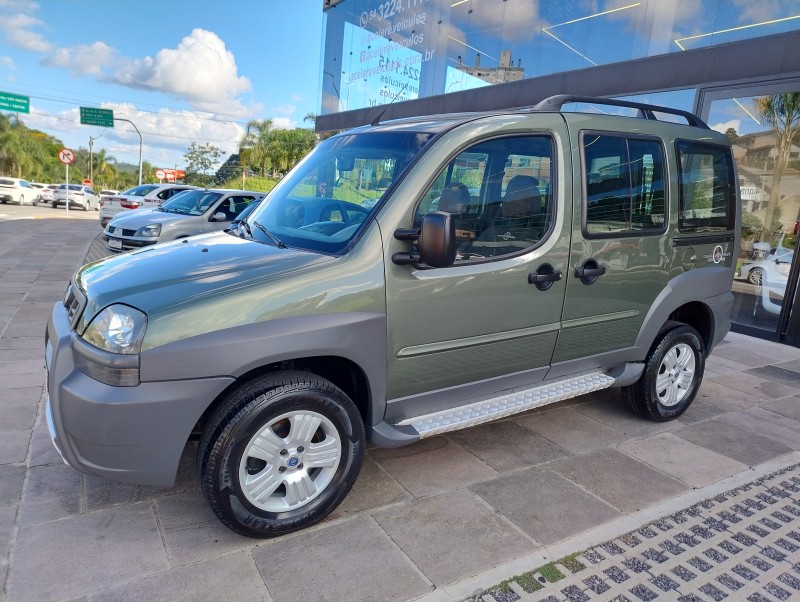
{"left": 82, "top": 304, "right": 147, "bottom": 354}
{"left": 136, "top": 223, "right": 161, "bottom": 238}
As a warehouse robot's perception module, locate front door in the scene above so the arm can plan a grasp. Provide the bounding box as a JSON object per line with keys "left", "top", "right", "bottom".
{"left": 553, "top": 116, "right": 672, "bottom": 364}
{"left": 382, "top": 119, "right": 571, "bottom": 414}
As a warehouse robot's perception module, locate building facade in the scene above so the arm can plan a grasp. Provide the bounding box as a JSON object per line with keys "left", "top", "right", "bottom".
{"left": 318, "top": 0, "right": 800, "bottom": 345}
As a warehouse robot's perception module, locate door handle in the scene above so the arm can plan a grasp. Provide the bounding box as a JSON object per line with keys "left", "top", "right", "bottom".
{"left": 528, "top": 264, "right": 562, "bottom": 291}
{"left": 575, "top": 259, "right": 606, "bottom": 284}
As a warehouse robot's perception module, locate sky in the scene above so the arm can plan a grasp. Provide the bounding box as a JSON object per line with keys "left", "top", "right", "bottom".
{"left": 0, "top": 0, "right": 324, "bottom": 170}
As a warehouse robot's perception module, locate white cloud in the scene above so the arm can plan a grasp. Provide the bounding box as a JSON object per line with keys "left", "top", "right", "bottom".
{"left": 455, "top": 0, "right": 540, "bottom": 42}
{"left": 0, "top": 12, "right": 52, "bottom": 53}
{"left": 710, "top": 119, "right": 741, "bottom": 135}
{"left": 268, "top": 104, "right": 297, "bottom": 118}
{"left": 44, "top": 42, "right": 116, "bottom": 76}
{"left": 113, "top": 29, "right": 252, "bottom": 116}
{"left": 24, "top": 103, "right": 245, "bottom": 168}
{"left": 605, "top": 0, "right": 703, "bottom": 43}
{"left": 732, "top": 0, "right": 782, "bottom": 24}
{"left": 270, "top": 117, "right": 294, "bottom": 130}
{"left": 0, "top": 55, "right": 13, "bottom": 69}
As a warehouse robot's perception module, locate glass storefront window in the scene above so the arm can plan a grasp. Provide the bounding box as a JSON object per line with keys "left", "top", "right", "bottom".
{"left": 706, "top": 89, "right": 800, "bottom": 336}
{"left": 321, "top": 1, "right": 800, "bottom": 116}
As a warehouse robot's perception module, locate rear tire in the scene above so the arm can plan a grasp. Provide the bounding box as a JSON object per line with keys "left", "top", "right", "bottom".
{"left": 623, "top": 323, "right": 704, "bottom": 421}
{"left": 198, "top": 371, "right": 364, "bottom": 538}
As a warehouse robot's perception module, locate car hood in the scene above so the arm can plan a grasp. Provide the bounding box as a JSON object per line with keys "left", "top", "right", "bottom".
{"left": 76, "top": 231, "right": 334, "bottom": 328}
{"left": 107, "top": 208, "right": 195, "bottom": 229}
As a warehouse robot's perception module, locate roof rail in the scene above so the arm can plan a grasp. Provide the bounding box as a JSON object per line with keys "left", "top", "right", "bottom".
{"left": 533, "top": 95, "right": 709, "bottom": 129}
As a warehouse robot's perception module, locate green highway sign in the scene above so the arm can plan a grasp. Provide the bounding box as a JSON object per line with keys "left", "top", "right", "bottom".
{"left": 80, "top": 107, "right": 114, "bottom": 127}
{"left": 0, "top": 91, "right": 30, "bottom": 113}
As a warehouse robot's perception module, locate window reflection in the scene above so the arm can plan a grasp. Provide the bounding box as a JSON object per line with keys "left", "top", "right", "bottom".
{"left": 709, "top": 90, "right": 800, "bottom": 334}
{"left": 321, "top": 0, "right": 800, "bottom": 116}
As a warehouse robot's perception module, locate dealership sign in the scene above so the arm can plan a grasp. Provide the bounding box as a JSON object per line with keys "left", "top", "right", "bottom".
{"left": 155, "top": 168, "right": 186, "bottom": 181}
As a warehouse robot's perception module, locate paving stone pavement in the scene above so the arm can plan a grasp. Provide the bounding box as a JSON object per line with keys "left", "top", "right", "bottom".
{"left": 477, "top": 464, "right": 800, "bottom": 602}
{"left": 3, "top": 210, "right": 800, "bottom": 602}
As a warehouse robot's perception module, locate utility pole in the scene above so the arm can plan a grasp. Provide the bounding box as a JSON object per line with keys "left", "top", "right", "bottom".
{"left": 89, "top": 136, "right": 94, "bottom": 183}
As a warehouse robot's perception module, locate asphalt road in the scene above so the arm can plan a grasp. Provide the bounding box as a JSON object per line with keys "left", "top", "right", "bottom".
{"left": 0, "top": 201, "right": 104, "bottom": 223}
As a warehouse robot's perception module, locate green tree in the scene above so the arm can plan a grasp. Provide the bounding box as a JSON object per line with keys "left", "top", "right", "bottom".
{"left": 240, "top": 118, "right": 273, "bottom": 177}
{"left": 755, "top": 93, "right": 800, "bottom": 242}
{"left": 184, "top": 141, "right": 223, "bottom": 186}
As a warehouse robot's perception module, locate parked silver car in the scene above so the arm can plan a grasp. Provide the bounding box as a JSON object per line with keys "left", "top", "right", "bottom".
{"left": 99, "top": 183, "right": 199, "bottom": 226}
{"left": 103, "top": 188, "right": 265, "bottom": 253}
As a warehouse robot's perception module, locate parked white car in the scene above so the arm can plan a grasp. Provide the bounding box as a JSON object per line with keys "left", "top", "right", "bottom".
{"left": 752, "top": 251, "right": 794, "bottom": 317}
{"left": 53, "top": 184, "right": 100, "bottom": 211}
{"left": 736, "top": 247, "right": 793, "bottom": 284}
{"left": 99, "top": 184, "right": 198, "bottom": 226}
{"left": 30, "top": 182, "right": 56, "bottom": 203}
{"left": 0, "top": 177, "right": 36, "bottom": 205}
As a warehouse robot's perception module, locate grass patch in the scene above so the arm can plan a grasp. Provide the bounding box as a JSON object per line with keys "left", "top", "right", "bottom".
{"left": 559, "top": 552, "right": 586, "bottom": 573}
{"left": 538, "top": 562, "right": 566, "bottom": 583}
{"left": 514, "top": 571, "right": 544, "bottom": 593}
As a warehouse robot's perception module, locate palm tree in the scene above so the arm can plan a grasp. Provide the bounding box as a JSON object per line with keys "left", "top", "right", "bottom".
{"left": 754, "top": 93, "right": 800, "bottom": 242}
{"left": 94, "top": 149, "right": 118, "bottom": 189}
{"left": 241, "top": 119, "right": 273, "bottom": 177}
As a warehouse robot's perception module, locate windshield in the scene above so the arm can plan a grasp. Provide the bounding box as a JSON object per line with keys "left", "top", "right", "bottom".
{"left": 160, "top": 190, "right": 222, "bottom": 215}
{"left": 246, "top": 131, "right": 433, "bottom": 253}
{"left": 121, "top": 185, "right": 158, "bottom": 196}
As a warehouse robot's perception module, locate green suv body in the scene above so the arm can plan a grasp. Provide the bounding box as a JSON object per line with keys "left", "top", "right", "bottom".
{"left": 46, "top": 96, "right": 739, "bottom": 537}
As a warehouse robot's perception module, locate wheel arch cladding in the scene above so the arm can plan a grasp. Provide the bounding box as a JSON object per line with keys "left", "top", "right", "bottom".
{"left": 139, "top": 311, "right": 387, "bottom": 434}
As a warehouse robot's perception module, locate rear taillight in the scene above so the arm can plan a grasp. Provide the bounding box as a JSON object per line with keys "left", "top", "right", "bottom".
{"left": 120, "top": 201, "right": 141, "bottom": 209}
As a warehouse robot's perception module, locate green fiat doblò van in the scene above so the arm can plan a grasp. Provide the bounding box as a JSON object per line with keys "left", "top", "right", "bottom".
{"left": 46, "top": 96, "right": 739, "bottom": 537}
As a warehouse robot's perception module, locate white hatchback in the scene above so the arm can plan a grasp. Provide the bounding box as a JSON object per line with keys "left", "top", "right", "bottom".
{"left": 0, "top": 177, "right": 37, "bottom": 205}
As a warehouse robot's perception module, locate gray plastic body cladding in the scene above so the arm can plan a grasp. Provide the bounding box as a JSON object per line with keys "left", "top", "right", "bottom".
{"left": 46, "top": 303, "right": 234, "bottom": 486}
{"left": 634, "top": 266, "right": 733, "bottom": 353}
{"left": 140, "top": 312, "right": 388, "bottom": 425}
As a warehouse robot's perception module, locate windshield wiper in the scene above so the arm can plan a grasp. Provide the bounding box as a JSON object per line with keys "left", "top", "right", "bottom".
{"left": 253, "top": 220, "right": 287, "bottom": 249}
{"left": 237, "top": 219, "right": 252, "bottom": 239}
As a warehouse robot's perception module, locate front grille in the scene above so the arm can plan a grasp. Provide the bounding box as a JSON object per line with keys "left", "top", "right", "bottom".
{"left": 107, "top": 226, "right": 136, "bottom": 236}
{"left": 63, "top": 284, "right": 87, "bottom": 330}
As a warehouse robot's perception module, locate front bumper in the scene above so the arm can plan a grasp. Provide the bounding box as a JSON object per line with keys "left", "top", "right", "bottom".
{"left": 45, "top": 301, "right": 234, "bottom": 486}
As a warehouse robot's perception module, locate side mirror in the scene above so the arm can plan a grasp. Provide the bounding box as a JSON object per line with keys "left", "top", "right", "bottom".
{"left": 391, "top": 212, "right": 456, "bottom": 268}
{"left": 419, "top": 212, "right": 456, "bottom": 268}
{"left": 212, "top": 212, "right": 227, "bottom": 222}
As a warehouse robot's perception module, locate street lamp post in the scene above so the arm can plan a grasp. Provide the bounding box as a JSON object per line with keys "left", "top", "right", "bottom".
{"left": 114, "top": 117, "right": 143, "bottom": 185}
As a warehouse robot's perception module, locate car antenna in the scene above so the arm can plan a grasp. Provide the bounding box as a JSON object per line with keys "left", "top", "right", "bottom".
{"left": 371, "top": 82, "right": 410, "bottom": 126}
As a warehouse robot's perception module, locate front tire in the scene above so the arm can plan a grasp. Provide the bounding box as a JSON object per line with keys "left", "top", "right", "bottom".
{"left": 198, "top": 371, "right": 365, "bottom": 538}
{"left": 623, "top": 323, "right": 705, "bottom": 421}
{"left": 748, "top": 268, "right": 763, "bottom": 285}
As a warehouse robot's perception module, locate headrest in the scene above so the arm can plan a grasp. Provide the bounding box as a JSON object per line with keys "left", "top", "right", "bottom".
{"left": 438, "top": 182, "right": 471, "bottom": 214}
{"left": 503, "top": 175, "right": 540, "bottom": 217}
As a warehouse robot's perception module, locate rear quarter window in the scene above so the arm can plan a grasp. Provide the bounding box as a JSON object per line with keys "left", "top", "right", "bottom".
{"left": 676, "top": 140, "right": 736, "bottom": 232}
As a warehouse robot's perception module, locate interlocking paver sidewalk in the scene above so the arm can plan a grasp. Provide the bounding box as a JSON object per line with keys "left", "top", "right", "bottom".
{"left": 475, "top": 465, "right": 800, "bottom": 602}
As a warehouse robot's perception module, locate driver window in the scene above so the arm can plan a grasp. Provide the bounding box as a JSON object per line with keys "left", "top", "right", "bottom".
{"left": 414, "top": 135, "right": 554, "bottom": 262}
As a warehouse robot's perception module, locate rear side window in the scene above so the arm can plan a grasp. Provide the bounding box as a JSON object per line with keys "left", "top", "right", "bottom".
{"left": 582, "top": 133, "right": 666, "bottom": 236}
{"left": 677, "top": 141, "right": 736, "bottom": 232}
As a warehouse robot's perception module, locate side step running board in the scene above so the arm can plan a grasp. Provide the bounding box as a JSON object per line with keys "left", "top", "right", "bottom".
{"left": 395, "top": 371, "right": 616, "bottom": 438}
